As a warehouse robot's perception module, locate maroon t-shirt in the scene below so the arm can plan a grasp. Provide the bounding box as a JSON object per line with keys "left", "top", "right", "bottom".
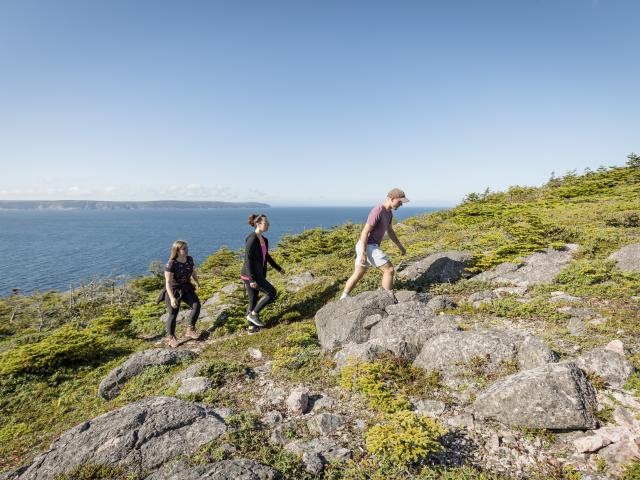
{"left": 366, "top": 205, "right": 393, "bottom": 245}
{"left": 165, "top": 256, "right": 194, "bottom": 286}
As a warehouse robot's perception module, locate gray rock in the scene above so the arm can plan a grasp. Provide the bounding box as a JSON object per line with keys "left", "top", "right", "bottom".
{"left": 598, "top": 439, "right": 640, "bottom": 472}
{"left": 472, "top": 245, "right": 577, "bottom": 287}
{"left": 446, "top": 412, "right": 475, "bottom": 430}
{"left": 493, "top": 286, "right": 528, "bottom": 297}
{"left": 315, "top": 290, "right": 396, "bottom": 350}
{"left": 266, "top": 386, "right": 286, "bottom": 405}
{"left": 163, "top": 459, "right": 281, "bottom": 480}
{"left": 262, "top": 411, "right": 284, "bottom": 425}
{"left": 468, "top": 291, "right": 496, "bottom": 303}
{"left": 557, "top": 306, "right": 599, "bottom": 319}
{"left": 394, "top": 289, "right": 432, "bottom": 303}
{"left": 302, "top": 452, "right": 324, "bottom": 474}
{"left": 413, "top": 329, "right": 556, "bottom": 376}
{"left": 15, "top": 397, "right": 226, "bottom": 480}
{"left": 568, "top": 317, "right": 587, "bottom": 336}
{"left": 575, "top": 348, "right": 635, "bottom": 388}
{"left": 412, "top": 399, "right": 446, "bottom": 416}
{"left": 333, "top": 340, "right": 393, "bottom": 368}
{"left": 285, "top": 438, "right": 351, "bottom": 468}
{"left": 368, "top": 305, "right": 460, "bottom": 361}
{"left": 605, "top": 339, "right": 625, "bottom": 356}
{"left": 310, "top": 395, "right": 336, "bottom": 413}
{"left": 176, "top": 376, "right": 213, "bottom": 396}
{"left": 397, "top": 251, "right": 475, "bottom": 284}
{"left": 608, "top": 243, "right": 640, "bottom": 273}
{"left": 247, "top": 348, "right": 263, "bottom": 360}
{"left": 98, "top": 348, "right": 196, "bottom": 400}
{"left": 425, "top": 295, "right": 457, "bottom": 311}
{"left": 286, "top": 271, "right": 317, "bottom": 292}
{"left": 473, "top": 363, "right": 598, "bottom": 430}
{"left": 549, "top": 292, "right": 582, "bottom": 303}
{"left": 286, "top": 388, "right": 310, "bottom": 415}
{"left": 307, "top": 413, "right": 348, "bottom": 435}
{"left": 171, "top": 361, "right": 206, "bottom": 384}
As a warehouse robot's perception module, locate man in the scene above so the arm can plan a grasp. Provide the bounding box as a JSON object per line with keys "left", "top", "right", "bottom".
{"left": 341, "top": 188, "right": 409, "bottom": 299}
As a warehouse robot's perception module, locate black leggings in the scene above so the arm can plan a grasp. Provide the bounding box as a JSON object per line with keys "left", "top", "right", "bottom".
{"left": 243, "top": 278, "right": 277, "bottom": 316}
{"left": 165, "top": 288, "right": 201, "bottom": 336}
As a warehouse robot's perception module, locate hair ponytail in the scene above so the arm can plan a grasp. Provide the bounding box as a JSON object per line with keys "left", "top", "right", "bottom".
{"left": 248, "top": 213, "right": 267, "bottom": 227}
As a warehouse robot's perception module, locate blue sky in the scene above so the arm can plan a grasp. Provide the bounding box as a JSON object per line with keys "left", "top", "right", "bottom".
{"left": 0, "top": 0, "right": 638, "bottom": 206}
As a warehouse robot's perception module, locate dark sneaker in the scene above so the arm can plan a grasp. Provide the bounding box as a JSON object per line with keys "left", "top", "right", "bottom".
{"left": 246, "top": 312, "right": 265, "bottom": 327}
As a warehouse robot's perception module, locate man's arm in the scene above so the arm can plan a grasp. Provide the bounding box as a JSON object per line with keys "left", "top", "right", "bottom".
{"left": 386, "top": 225, "right": 406, "bottom": 255}
{"left": 358, "top": 224, "right": 373, "bottom": 266}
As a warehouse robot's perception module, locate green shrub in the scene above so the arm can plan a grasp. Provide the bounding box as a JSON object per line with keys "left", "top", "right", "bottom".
{"left": 622, "top": 461, "right": 640, "bottom": 480}
{"left": 54, "top": 464, "right": 129, "bottom": 480}
{"left": 365, "top": 411, "right": 447, "bottom": 465}
{"left": 199, "top": 359, "right": 249, "bottom": 387}
{"left": 0, "top": 309, "right": 131, "bottom": 376}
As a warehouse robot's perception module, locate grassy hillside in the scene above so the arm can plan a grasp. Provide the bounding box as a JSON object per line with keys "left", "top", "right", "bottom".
{"left": 1, "top": 155, "right": 639, "bottom": 478}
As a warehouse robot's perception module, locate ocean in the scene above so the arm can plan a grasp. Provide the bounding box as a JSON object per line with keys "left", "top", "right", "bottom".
{"left": 0, "top": 206, "right": 442, "bottom": 295}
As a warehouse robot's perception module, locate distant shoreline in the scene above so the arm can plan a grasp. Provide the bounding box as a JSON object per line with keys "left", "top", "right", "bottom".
{"left": 0, "top": 200, "right": 270, "bottom": 210}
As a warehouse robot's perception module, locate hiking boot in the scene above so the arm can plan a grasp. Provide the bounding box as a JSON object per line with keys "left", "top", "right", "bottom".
{"left": 246, "top": 312, "right": 265, "bottom": 327}
{"left": 185, "top": 328, "right": 200, "bottom": 340}
{"left": 167, "top": 335, "right": 179, "bottom": 348}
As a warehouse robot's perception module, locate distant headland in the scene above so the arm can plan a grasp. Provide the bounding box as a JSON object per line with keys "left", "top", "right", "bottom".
{"left": 0, "top": 200, "right": 270, "bottom": 210}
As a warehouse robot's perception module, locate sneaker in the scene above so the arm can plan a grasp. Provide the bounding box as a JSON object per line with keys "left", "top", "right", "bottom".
{"left": 167, "top": 336, "right": 179, "bottom": 348}
{"left": 185, "top": 328, "right": 200, "bottom": 340}
{"left": 246, "top": 312, "right": 265, "bottom": 327}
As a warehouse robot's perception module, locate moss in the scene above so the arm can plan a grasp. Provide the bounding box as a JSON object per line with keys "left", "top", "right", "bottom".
{"left": 365, "top": 411, "right": 447, "bottom": 465}
{"left": 54, "top": 464, "right": 130, "bottom": 480}
{"left": 622, "top": 461, "right": 640, "bottom": 480}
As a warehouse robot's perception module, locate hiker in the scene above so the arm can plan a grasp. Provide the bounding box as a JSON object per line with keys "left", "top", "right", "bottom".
{"left": 157, "top": 240, "right": 201, "bottom": 348}
{"left": 341, "top": 188, "right": 409, "bottom": 299}
{"left": 241, "top": 213, "right": 285, "bottom": 331}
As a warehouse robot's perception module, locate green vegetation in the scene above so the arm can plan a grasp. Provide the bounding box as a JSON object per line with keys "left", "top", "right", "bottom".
{"left": 1, "top": 156, "right": 640, "bottom": 477}
{"left": 365, "top": 411, "right": 447, "bottom": 464}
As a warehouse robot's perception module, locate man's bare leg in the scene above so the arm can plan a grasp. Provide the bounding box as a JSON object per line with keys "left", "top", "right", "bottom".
{"left": 342, "top": 266, "right": 368, "bottom": 298}
{"left": 380, "top": 262, "right": 395, "bottom": 291}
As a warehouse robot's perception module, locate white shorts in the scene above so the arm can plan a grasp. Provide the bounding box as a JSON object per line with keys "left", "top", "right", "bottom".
{"left": 355, "top": 243, "right": 390, "bottom": 268}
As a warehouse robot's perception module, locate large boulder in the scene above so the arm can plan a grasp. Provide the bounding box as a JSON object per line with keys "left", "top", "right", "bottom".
{"left": 574, "top": 348, "right": 636, "bottom": 388}
{"left": 413, "top": 329, "right": 557, "bottom": 376}
{"left": 398, "top": 251, "right": 474, "bottom": 284}
{"left": 471, "top": 245, "right": 578, "bottom": 287}
{"left": 473, "top": 363, "right": 598, "bottom": 430}
{"left": 162, "top": 459, "right": 281, "bottom": 480}
{"left": 315, "top": 290, "right": 396, "bottom": 350}
{"left": 368, "top": 308, "right": 460, "bottom": 361}
{"left": 14, "top": 397, "right": 226, "bottom": 480}
{"left": 608, "top": 243, "right": 640, "bottom": 273}
{"left": 98, "top": 348, "right": 196, "bottom": 400}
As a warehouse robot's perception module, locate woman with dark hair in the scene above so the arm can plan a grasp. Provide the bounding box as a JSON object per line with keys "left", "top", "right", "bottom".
{"left": 157, "top": 240, "right": 201, "bottom": 348}
{"left": 241, "top": 213, "right": 285, "bottom": 330}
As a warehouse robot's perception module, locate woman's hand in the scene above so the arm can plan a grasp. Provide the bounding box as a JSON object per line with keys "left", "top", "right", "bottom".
{"left": 250, "top": 281, "right": 258, "bottom": 289}
{"left": 170, "top": 298, "right": 178, "bottom": 309}
{"left": 194, "top": 282, "right": 200, "bottom": 289}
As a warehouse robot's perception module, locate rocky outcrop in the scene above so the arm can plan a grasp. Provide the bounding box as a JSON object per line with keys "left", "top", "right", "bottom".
{"left": 397, "top": 251, "right": 475, "bottom": 284}
{"left": 473, "top": 363, "right": 598, "bottom": 430}
{"left": 14, "top": 397, "right": 226, "bottom": 480}
{"left": 471, "top": 245, "right": 578, "bottom": 287}
{"left": 413, "top": 329, "right": 557, "bottom": 377}
{"left": 608, "top": 243, "right": 640, "bottom": 273}
{"left": 99, "top": 348, "right": 196, "bottom": 400}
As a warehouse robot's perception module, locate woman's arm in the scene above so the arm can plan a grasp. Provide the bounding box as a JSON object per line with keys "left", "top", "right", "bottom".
{"left": 191, "top": 267, "right": 201, "bottom": 288}
{"left": 244, "top": 236, "right": 257, "bottom": 281}
{"left": 266, "top": 253, "right": 284, "bottom": 273}
{"left": 164, "top": 271, "right": 178, "bottom": 308}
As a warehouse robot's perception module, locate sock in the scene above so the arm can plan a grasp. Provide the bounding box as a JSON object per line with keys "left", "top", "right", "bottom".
{"left": 340, "top": 291, "right": 349, "bottom": 300}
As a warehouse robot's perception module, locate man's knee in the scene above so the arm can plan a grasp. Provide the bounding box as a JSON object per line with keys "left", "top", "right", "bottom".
{"left": 381, "top": 263, "right": 395, "bottom": 274}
